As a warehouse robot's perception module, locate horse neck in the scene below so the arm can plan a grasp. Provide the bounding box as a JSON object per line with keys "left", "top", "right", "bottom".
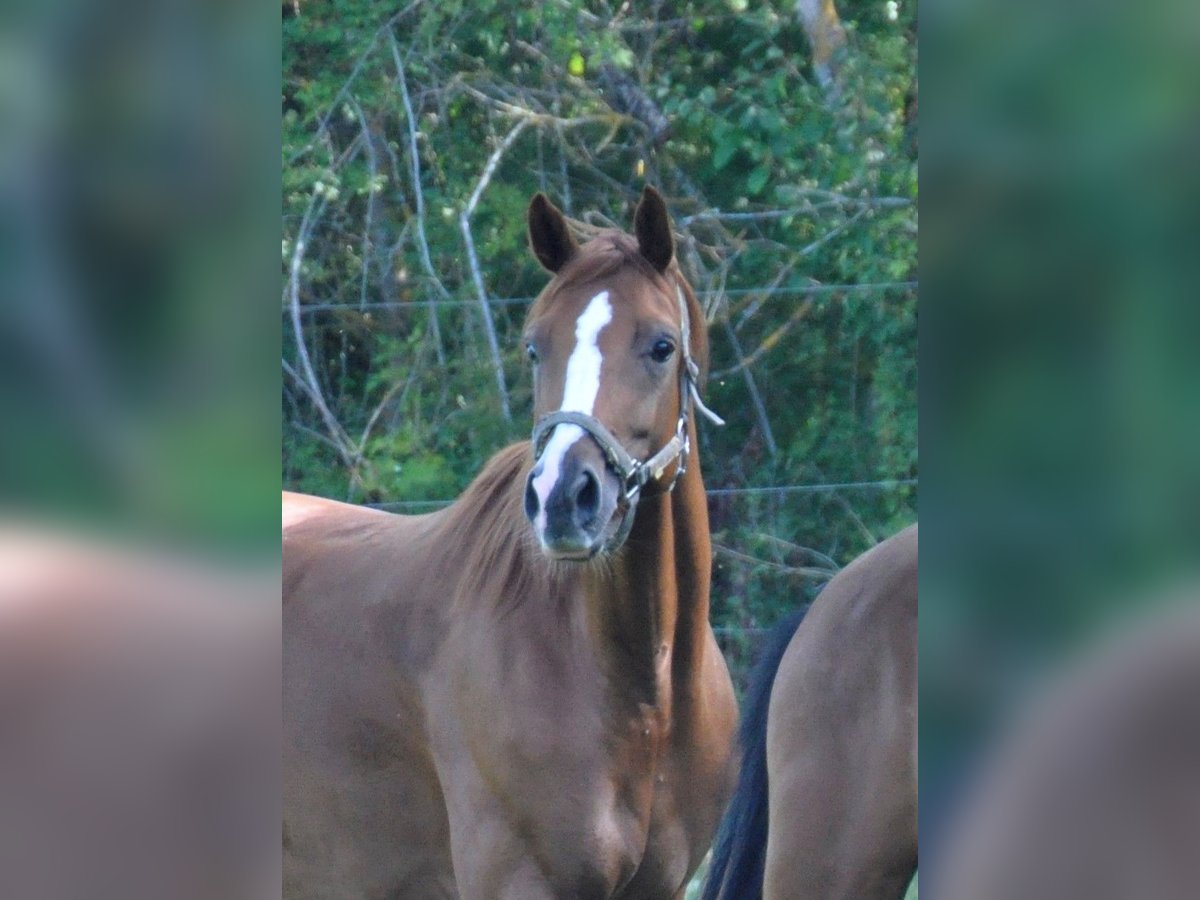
{"left": 582, "top": 421, "right": 712, "bottom": 710}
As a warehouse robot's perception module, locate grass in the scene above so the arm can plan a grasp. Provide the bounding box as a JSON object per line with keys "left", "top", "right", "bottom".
{"left": 683, "top": 854, "right": 709, "bottom": 899}
{"left": 683, "top": 856, "right": 918, "bottom": 898}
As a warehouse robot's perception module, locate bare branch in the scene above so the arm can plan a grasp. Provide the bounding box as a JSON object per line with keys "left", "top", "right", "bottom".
{"left": 458, "top": 120, "right": 530, "bottom": 425}
{"left": 596, "top": 65, "right": 671, "bottom": 146}
{"left": 731, "top": 262, "right": 799, "bottom": 330}
{"left": 798, "top": 207, "right": 871, "bottom": 257}
{"left": 389, "top": 31, "right": 447, "bottom": 366}
{"left": 283, "top": 188, "right": 357, "bottom": 465}
{"left": 713, "top": 542, "right": 836, "bottom": 581}
{"left": 383, "top": 325, "right": 436, "bottom": 435}
{"left": 752, "top": 532, "right": 843, "bottom": 572}
{"left": 347, "top": 96, "right": 378, "bottom": 312}
{"left": 288, "top": 0, "right": 428, "bottom": 164}
{"left": 556, "top": 124, "right": 572, "bottom": 214}
{"left": 720, "top": 318, "right": 779, "bottom": 459}
{"left": 455, "top": 81, "right": 632, "bottom": 131}
{"left": 806, "top": 461, "right": 880, "bottom": 546}
{"left": 711, "top": 296, "right": 814, "bottom": 380}
{"left": 282, "top": 357, "right": 353, "bottom": 464}
{"left": 285, "top": 417, "right": 349, "bottom": 456}
{"left": 358, "top": 377, "right": 407, "bottom": 450}
{"left": 678, "top": 197, "right": 909, "bottom": 226}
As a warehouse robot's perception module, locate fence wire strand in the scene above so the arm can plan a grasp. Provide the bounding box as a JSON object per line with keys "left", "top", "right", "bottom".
{"left": 290, "top": 280, "right": 917, "bottom": 316}
{"left": 363, "top": 477, "right": 916, "bottom": 511}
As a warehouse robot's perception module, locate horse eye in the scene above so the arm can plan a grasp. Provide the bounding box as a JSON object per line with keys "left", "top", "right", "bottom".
{"left": 526, "top": 343, "right": 538, "bottom": 364}
{"left": 650, "top": 339, "right": 675, "bottom": 363}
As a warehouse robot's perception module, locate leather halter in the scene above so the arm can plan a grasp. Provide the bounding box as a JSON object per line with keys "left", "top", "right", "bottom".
{"left": 530, "top": 282, "right": 724, "bottom": 549}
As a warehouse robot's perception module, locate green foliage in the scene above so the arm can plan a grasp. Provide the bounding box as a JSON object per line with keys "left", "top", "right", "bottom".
{"left": 283, "top": 0, "right": 917, "bottom": 686}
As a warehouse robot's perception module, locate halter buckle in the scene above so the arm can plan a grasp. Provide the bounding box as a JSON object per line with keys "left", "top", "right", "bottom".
{"left": 663, "top": 429, "right": 690, "bottom": 494}
{"left": 622, "top": 460, "right": 647, "bottom": 502}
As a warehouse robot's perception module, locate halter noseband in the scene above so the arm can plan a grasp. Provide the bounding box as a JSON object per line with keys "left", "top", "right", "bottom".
{"left": 530, "top": 282, "right": 724, "bottom": 548}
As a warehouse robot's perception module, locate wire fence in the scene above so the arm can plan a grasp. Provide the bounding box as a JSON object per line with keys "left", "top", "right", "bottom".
{"left": 363, "top": 477, "right": 917, "bottom": 511}
{"left": 290, "top": 280, "right": 918, "bottom": 316}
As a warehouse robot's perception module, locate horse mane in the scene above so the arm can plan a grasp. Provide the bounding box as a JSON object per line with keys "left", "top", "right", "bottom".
{"left": 433, "top": 442, "right": 572, "bottom": 615}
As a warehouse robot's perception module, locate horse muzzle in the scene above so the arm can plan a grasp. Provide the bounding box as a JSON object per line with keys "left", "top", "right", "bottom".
{"left": 524, "top": 434, "right": 624, "bottom": 560}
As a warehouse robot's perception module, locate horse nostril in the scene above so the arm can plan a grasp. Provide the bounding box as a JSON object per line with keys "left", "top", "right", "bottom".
{"left": 524, "top": 471, "right": 540, "bottom": 522}
{"left": 574, "top": 468, "right": 600, "bottom": 522}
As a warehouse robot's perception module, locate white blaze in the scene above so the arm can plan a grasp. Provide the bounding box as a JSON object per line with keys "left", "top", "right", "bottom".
{"left": 531, "top": 290, "right": 612, "bottom": 535}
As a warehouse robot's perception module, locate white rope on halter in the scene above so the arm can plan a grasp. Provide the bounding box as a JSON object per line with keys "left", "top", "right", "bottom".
{"left": 677, "top": 284, "right": 725, "bottom": 427}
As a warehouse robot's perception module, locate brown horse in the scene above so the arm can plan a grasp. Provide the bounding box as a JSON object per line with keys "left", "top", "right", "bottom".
{"left": 703, "top": 524, "right": 917, "bottom": 900}
{"left": 283, "top": 187, "right": 738, "bottom": 899}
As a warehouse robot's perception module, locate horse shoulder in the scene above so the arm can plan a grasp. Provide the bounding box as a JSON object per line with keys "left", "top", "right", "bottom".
{"left": 771, "top": 525, "right": 917, "bottom": 747}
{"left": 283, "top": 496, "right": 457, "bottom": 897}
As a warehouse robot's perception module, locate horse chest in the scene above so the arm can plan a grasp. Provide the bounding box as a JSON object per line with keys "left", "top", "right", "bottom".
{"left": 431, "top": 631, "right": 705, "bottom": 896}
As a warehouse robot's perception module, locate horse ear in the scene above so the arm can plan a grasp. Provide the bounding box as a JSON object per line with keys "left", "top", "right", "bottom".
{"left": 633, "top": 185, "right": 674, "bottom": 273}
{"left": 528, "top": 193, "right": 578, "bottom": 273}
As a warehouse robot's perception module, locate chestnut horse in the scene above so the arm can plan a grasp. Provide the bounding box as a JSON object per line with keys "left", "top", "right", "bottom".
{"left": 283, "top": 187, "right": 738, "bottom": 899}
{"left": 703, "top": 524, "right": 917, "bottom": 900}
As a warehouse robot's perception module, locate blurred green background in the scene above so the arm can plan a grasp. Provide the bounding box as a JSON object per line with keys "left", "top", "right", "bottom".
{"left": 920, "top": 0, "right": 1200, "bottom": 876}
{"left": 0, "top": 0, "right": 280, "bottom": 557}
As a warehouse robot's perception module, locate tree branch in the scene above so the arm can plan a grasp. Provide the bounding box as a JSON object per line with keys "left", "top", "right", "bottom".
{"left": 288, "top": 0, "right": 429, "bottom": 164}
{"left": 347, "top": 96, "right": 378, "bottom": 312}
{"left": 713, "top": 542, "right": 836, "bottom": 581}
{"left": 284, "top": 188, "right": 357, "bottom": 465}
{"left": 455, "top": 80, "right": 631, "bottom": 131}
{"left": 459, "top": 120, "right": 531, "bottom": 425}
{"left": 389, "top": 31, "right": 447, "bottom": 367}
{"left": 721, "top": 318, "right": 779, "bottom": 459}
{"left": 711, "top": 296, "right": 814, "bottom": 380}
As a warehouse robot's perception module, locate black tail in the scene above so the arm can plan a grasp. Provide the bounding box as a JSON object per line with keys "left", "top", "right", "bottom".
{"left": 701, "top": 605, "right": 809, "bottom": 900}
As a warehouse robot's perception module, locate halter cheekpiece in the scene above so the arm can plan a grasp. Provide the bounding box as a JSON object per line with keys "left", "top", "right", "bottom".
{"left": 530, "top": 282, "right": 724, "bottom": 548}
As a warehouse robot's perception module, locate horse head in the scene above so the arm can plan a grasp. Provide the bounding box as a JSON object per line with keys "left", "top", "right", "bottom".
{"left": 521, "top": 186, "right": 721, "bottom": 560}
